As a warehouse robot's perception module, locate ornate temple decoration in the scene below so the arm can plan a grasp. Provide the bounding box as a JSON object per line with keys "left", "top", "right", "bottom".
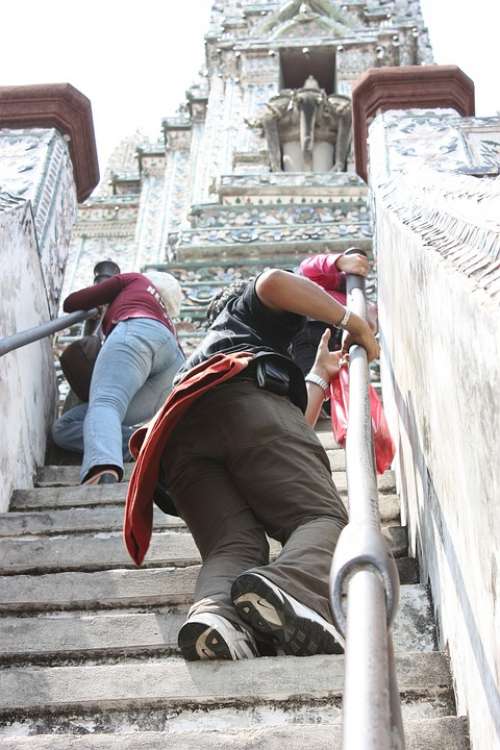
{"left": 64, "top": 0, "right": 433, "bottom": 349}
{"left": 247, "top": 76, "right": 351, "bottom": 173}
{"left": 254, "top": 0, "right": 354, "bottom": 40}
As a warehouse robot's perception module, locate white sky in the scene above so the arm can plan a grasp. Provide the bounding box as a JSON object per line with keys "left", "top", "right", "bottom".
{"left": 1, "top": 1, "right": 499, "bottom": 174}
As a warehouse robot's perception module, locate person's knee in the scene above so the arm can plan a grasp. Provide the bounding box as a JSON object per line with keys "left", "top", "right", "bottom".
{"left": 281, "top": 509, "right": 348, "bottom": 541}
{"left": 90, "top": 391, "right": 126, "bottom": 414}
{"left": 206, "top": 527, "right": 269, "bottom": 566}
{"left": 51, "top": 415, "right": 70, "bottom": 449}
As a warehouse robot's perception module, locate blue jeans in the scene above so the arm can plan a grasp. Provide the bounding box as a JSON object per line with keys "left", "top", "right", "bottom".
{"left": 52, "top": 318, "right": 184, "bottom": 482}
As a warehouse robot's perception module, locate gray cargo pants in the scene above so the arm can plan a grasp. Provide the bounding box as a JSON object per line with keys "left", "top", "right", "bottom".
{"left": 162, "top": 379, "right": 348, "bottom": 625}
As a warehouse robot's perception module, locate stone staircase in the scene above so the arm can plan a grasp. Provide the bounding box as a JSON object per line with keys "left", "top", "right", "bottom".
{"left": 0, "top": 426, "right": 469, "bottom": 748}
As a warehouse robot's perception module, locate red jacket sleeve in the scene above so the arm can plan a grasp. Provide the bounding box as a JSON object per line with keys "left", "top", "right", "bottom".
{"left": 299, "top": 253, "right": 345, "bottom": 293}
{"left": 63, "top": 273, "right": 138, "bottom": 312}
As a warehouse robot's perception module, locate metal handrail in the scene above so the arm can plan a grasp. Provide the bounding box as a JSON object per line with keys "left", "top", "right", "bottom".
{"left": 0, "top": 308, "right": 98, "bottom": 358}
{"left": 329, "top": 257, "right": 405, "bottom": 749}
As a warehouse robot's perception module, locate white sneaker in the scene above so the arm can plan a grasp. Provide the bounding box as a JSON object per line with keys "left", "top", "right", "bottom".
{"left": 178, "top": 612, "right": 259, "bottom": 661}
{"left": 231, "top": 572, "right": 342, "bottom": 657}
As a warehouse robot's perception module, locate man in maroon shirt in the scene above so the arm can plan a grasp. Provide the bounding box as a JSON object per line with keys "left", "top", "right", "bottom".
{"left": 52, "top": 272, "right": 185, "bottom": 485}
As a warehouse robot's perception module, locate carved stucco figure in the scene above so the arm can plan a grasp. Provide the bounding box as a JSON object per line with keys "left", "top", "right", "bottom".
{"left": 247, "top": 76, "right": 351, "bottom": 173}
{"left": 255, "top": 0, "right": 354, "bottom": 39}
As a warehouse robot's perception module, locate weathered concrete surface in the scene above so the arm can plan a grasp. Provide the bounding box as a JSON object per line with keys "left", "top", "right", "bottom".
{"left": 0, "top": 717, "right": 470, "bottom": 749}
{"left": 0, "top": 497, "right": 400, "bottom": 537}
{"left": 0, "top": 506, "right": 183, "bottom": 537}
{"left": 36, "top": 464, "right": 134, "bottom": 487}
{"left": 370, "top": 109, "right": 500, "bottom": 750}
{"left": 13, "top": 470, "right": 397, "bottom": 510}
{"left": 11, "top": 483, "right": 127, "bottom": 510}
{"left": 327, "top": 449, "right": 344, "bottom": 470}
{"left": 0, "top": 128, "right": 77, "bottom": 314}
{"left": 0, "top": 526, "right": 408, "bottom": 575}
{"left": 36, "top": 455, "right": 346, "bottom": 486}
{"left": 0, "top": 559, "right": 418, "bottom": 613}
{"left": 0, "top": 652, "right": 451, "bottom": 715}
{"left": 0, "top": 584, "right": 434, "bottom": 661}
{"left": 0, "top": 567, "right": 198, "bottom": 612}
{"left": 0, "top": 203, "right": 56, "bottom": 513}
{"left": 0, "top": 127, "right": 79, "bottom": 512}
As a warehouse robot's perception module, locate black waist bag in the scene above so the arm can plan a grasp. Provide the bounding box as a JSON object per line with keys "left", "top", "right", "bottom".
{"left": 255, "top": 359, "right": 290, "bottom": 396}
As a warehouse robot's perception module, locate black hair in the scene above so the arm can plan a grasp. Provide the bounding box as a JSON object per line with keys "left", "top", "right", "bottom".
{"left": 206, "top": 278, "right": 254, "bottom": 324}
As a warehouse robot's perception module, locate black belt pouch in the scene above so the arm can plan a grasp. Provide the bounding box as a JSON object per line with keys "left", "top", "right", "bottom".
{"left": 255, "top": 359, "right": 290, "bottom": 397}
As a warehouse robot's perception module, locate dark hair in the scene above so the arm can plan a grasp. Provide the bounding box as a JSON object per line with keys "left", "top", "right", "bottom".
{"left": 206, "top": 278, "right": 253, "bottom": 324}
{"left": 93, "top": 260, "right": 121, "bottom": 284}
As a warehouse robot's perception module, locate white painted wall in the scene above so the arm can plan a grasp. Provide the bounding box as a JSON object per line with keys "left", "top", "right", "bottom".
{"left": 370, "top": 110, "right": 500, "bottom": 750}
{"left": 0, "top": 127, "right": 79, "bottom": 510}
{"left": 0, "top": 203, "right": 56, "bottom": 511}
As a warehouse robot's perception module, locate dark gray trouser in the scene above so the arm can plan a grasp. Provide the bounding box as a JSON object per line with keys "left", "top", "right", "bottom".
{"left": 162, "top": 380, "right": 348, "bottom": 626}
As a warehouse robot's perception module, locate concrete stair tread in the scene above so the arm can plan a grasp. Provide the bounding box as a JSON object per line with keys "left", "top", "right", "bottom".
{"left": 14, "top": 469, "right": 397, "bottom": 510}
{"left": 38, "top": 449, "right": 345, "bottom": 486}
{"left": 0, "top": 652, "right": 452, "bottom": 716}
{"left": 0, "top": 493, "right": 400, "bottom": 537}
{"left": 0, "top": 584, "right": 435, "bottom": 662}
{"left": 0, "top": 526, "right": 408, "bottom": 575}
{"left": 36, "top": 464, "right": 135, "bottom": 487}
{"left": 0, "top": 717, "right": 470, "bottom": 749}
{"left": 36, "top": 447, "right": 346, "bottom": 486}
{"left": 0, "top": 559, "right": 418, "bottom": 613}
{"left": 0, "top": 506, "right": 184, "bottom": 538}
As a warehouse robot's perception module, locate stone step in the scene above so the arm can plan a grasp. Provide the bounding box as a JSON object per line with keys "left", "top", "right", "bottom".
{"left": 0, "top": 584, "right": 436, "bottom": 663}
{"left": 316, "top": 431, "right": 340, "bottom": 450}
{"left": 0, "top": 652, "right": 453, "bottom": 719}
{"left": 14, "top": 469, "right": 397, "bottom": 511}
{"left": 0, "top": 717, "right": 470, "bottom": 749}
{"left": 0, "top": 526, "right": 408, "bottom": 576}
{"left": 36, "top": 464, "right": 134, "bottom": 487}
{"left": 36, "top": 451, "right": 345, "bottom": 486}
{"left": 0, "top": 507, "right": 183, "bottom": 538}
{"left": 0, "top": 494, "right": 400, "bottom": 538}
{"left": 0, "top": 559, "right": 419, "bottom": 613}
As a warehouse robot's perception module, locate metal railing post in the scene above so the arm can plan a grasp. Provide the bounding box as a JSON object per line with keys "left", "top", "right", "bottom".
{"left": 330, "top": 249, "right": 405, "bottom": 750}
{"left": 0, "top": 308, "right": 98, "bottom": 357}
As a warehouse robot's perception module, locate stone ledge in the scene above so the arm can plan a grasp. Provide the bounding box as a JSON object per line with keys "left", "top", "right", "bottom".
{"left": 0, "top": 718, "right": 470, "bottom": 750}
{"left": 352, "top": 65, "right": 475, "bottom": 182}
{"left": 0, "top": 83, "right": 99, "bottom": 202}
{"left": 0, "top": 651, "right": 451, "bottom": 715}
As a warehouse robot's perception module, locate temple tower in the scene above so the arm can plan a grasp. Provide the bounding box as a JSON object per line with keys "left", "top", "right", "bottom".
{"left": 64, "top": 0, "right": 432, "bottom": 350}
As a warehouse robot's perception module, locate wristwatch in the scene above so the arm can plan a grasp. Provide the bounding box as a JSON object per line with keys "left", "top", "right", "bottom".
{"left": 305, "top": 372, "right": 330, "bottom": 400}
{"left": 338, "top": 308, "right": 351, "bottom": 329}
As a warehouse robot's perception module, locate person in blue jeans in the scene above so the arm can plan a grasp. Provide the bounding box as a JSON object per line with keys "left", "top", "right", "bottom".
{"left": 52, "top": 270, "right": 185, "bottom": 485}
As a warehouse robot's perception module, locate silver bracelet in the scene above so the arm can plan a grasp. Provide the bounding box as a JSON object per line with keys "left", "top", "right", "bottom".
{"left": 305, "top": 372, "right": 330, "bottom": 400}
{"left": 337, "top": 308, "right": 351, "bottom": 329}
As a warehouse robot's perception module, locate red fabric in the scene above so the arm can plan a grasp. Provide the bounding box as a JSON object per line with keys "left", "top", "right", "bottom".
{"left": 330, "top": 366, "right": 395, "bottom": 475}
{"left": 63, "top": 273, "right": 174, "bottom": 337}
{"left": 123, "top": 351, "right": 253, "bottom": 565}
{"left": 299, "top": 253, "right": 347, "bottom": 305}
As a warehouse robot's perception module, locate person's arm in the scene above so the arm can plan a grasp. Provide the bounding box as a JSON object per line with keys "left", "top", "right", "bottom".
{"left": 63, "top": 275, "right": 127, "bottom": 313}
{"left": 256, "top": 269, "right": 379, "bottom": 362}
{"left": 304, "top": 329, "right": 344, "bottom": 426}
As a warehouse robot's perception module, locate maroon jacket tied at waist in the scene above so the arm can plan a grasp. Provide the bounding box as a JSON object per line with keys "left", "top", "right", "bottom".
{"left": 123, "top": 351, "right": 253, "bottom": 566}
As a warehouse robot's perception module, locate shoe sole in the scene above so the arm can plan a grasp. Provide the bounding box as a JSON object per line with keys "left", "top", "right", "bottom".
{"left": 232, "top": 573, "right": 343, "bottom": 657}
{"left": 178, "top": 621, "right": 233, "bottom": 661}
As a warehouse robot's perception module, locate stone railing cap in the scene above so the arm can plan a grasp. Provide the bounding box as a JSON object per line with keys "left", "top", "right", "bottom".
{"left": 352, "top": 65, "right": 475, "bottom": 182}
{"left": 0, "top": 83, "right": 99, "bottom": 202}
